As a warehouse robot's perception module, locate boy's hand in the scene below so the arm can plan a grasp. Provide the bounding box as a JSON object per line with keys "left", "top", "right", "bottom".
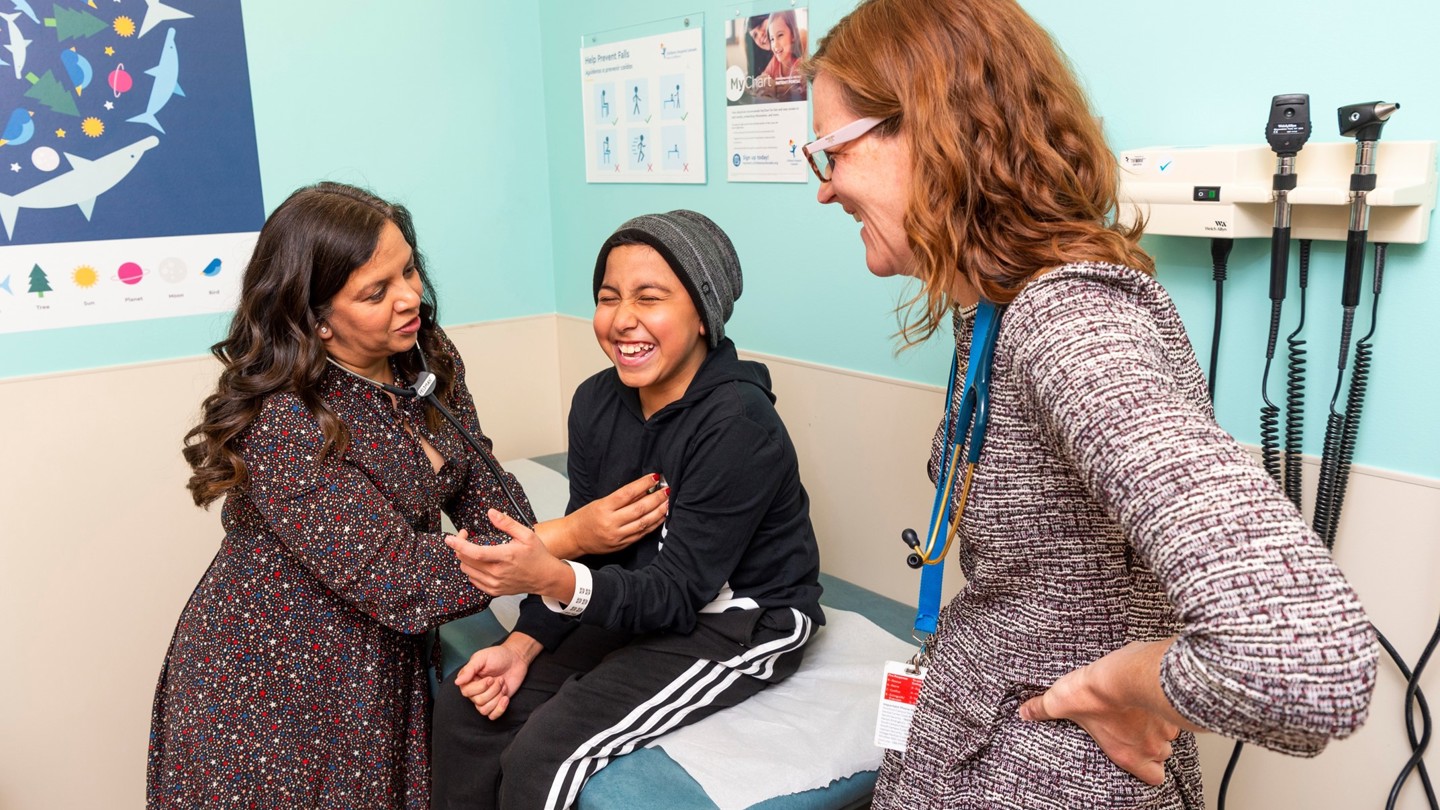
{"left": 454, "top": 633, "right": 538, "bottom": 721}
{"left": 568, "top": 474, "right": 670, "bottom": 555}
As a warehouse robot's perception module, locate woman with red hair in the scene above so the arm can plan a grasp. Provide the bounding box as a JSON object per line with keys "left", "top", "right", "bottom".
{"left": 803, "top": 0, "right": 1378, "bottom": 805}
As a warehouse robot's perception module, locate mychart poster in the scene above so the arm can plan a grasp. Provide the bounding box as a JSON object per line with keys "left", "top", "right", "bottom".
{"left": 0, "top": 0, "right": 264, "bottom": 334}
{"left": 581, "top": 17, "right": 705, "bottom": 184}
{"left": 724, "top": 6, "right": 809, "bottom": 183}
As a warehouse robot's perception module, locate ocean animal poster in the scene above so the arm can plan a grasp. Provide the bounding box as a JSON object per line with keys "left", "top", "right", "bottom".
{"left": 581, "top": 16, "right": 705, "bottom": 184}
{"left": 0, "top": 0, "right": 263, "bottom": 334}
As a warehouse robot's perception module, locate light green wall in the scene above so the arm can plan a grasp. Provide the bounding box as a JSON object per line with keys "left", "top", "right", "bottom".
{"left": 1027, "top": 0, "right": 1440, "bottom": 483}
{"left": 5, "top": 0, "right": 1437, "bottom": 481}
{"left": 540, "top": 0, "right": 1440, "bottom": 480}
{"left": 0, "top": 0, "right": 557, "bottom": 378}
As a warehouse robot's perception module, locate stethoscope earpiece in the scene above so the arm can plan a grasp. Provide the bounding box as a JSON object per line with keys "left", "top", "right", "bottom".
{"left": 901, "top": 527, "right": 923, "bottom": 569}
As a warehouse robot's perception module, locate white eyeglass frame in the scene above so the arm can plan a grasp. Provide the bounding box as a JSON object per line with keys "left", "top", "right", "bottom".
{"left": 801, "top": 116, "right": 889, "bottom": 182}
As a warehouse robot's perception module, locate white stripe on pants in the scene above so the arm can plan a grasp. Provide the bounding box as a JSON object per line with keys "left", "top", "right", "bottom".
{"left": 542, "top": 608, "right": 813, "bottom": 810}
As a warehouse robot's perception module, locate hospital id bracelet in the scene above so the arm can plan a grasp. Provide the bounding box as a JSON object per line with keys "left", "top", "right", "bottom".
{"left": 543, "top": 560, "right": 594, "bottom": 617}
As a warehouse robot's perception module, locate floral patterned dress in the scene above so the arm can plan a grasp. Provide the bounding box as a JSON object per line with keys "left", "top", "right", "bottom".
{"left": 147, "top": 330, "right": 530, "bottom": 809}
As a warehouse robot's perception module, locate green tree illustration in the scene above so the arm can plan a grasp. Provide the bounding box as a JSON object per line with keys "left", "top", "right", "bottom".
{"left": 29, "top": 264, "right": 52, "bottom": 298}
{"left": 45, "top": 6, "right": 108, "bottom": 42}
{"left": 24, "top": 71, "right": 80, "bottom": 117}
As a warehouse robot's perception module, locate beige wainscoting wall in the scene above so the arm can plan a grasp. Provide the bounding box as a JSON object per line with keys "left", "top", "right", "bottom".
{"left": 0, "top": 317, "right": 563, "bottom": 810}
{"left": 1, "top": 313, "right": 1435, "bottom": 808}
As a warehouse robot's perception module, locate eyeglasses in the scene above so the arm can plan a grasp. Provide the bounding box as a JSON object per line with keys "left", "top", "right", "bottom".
{"left": 801, "top": 116, "right": 889, "bottom": 182}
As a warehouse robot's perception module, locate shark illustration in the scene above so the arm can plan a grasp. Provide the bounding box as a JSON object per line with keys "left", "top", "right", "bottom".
{"left": 7, "top": 0, "right": 37, "bottom": 24}
{"left": 127, "top": 27, "right": 183, "bottom": 133}
{"left": 0, "top": 135, "right": 159, "bottom": 239}
{"left": 138, "top": 0, "right": 191, "bottom": 39}
{"left": 1, "top": 11, "right": 29, "bottom": 81}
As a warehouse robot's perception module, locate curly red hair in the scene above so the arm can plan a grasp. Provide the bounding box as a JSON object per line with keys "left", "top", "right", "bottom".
{"left": 806, "top": 0, "right": 1152, "bottom": 346}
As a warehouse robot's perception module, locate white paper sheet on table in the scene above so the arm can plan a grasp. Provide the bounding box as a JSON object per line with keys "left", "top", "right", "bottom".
{"left": 656, "top": 607, "right": 918, "bottom": 810}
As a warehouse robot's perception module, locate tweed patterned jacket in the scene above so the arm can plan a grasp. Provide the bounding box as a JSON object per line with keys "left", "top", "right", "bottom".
{"left": 872, "top": 263, "right": 1377, "bottom": 809}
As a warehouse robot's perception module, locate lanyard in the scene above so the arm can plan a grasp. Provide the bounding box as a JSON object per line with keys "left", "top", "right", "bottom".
{"left": 913, "top": 300, "right": 1002, "bottom": 638}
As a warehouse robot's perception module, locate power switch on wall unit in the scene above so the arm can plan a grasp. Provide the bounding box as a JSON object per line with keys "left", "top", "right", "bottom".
{"left": 1194, "top": 186, "right": 1222, "bottom": 202}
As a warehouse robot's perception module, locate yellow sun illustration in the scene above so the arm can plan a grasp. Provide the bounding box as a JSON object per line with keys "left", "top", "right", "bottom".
{"left": 113, "top": 15, "right": 136, "bottom": 37}
{"left": 81, "top": 117, "right": 104, "bottom": 138}
{"left": 73, "top": 265, "right": 98, "bottom": 288}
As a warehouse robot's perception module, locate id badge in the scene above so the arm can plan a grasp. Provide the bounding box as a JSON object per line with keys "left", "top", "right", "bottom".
{"left": 875, "top": 660, "right": 926, "bottom": 751}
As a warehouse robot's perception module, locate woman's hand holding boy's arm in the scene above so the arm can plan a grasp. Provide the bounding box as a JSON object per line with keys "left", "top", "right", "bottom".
{"left": 446, "top": 509, "right": 576, "bottom": 601}
{"left": 534, "top": 474, "right": 669, "bottom": 559}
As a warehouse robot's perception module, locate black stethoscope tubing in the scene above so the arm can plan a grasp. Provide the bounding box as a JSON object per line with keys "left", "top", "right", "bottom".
{"left": 327, "top": 336, "right": 534, "bottom": 528}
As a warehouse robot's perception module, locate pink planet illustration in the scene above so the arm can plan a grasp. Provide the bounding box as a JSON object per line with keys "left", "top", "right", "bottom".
{"left": 117, "top": 262, "right": 144, "bottom": 285}
{"left": 109, "top": 64, "right": 133, "bottom": 97}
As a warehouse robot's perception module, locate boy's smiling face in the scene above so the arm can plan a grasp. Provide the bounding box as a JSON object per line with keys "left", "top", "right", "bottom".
{"left": 594, "top": 244, "right": 709, "bottom": 418}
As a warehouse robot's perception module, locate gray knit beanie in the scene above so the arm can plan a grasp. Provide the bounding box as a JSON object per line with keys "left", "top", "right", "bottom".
{"left": 593, "top": 210, "right": 743, "bottom": 349}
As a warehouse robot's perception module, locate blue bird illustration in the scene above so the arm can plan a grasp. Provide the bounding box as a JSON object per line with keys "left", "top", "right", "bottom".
{"left": 0, "top": 108, "right": 34, "bottom": 147}
{"left": 61, "top": 49, "right": 93, "bottom": 96}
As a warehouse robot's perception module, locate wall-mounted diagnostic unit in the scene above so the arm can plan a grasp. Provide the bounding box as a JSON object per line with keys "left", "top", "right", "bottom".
{"left": 1117, "top": 139, "right": 1437, "bottom": 243}
{"left": 1129, "top": 99, "right": 1440, "bottom": 810}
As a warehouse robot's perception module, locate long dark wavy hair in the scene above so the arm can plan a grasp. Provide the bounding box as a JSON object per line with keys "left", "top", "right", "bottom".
{"left": 805, "top": 0, "right": 1153, "bottom": 347}
{"left": 182, "top": 182, "right": 457, "bottom": 507}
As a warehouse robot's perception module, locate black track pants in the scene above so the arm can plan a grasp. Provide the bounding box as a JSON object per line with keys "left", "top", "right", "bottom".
{"left": 431, "top": 607, "right": 812, "bottom": 810}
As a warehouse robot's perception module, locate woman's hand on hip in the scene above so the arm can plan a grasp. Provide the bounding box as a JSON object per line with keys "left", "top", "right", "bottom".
{"left": 1019, "top": 638, "right": 1200, "bottom": 786}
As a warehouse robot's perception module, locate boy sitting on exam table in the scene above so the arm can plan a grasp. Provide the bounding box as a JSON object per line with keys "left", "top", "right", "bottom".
{"left": 432, "top": 210, "right": 825, "bottom": 810}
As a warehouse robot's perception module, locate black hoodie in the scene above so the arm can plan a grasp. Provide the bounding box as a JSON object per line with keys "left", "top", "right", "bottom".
{"left": 514, "top": 338, "right": 824, "bottom": 649}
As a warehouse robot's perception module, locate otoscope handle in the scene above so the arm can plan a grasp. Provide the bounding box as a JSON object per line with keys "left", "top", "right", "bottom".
{"left": 1342, "top": 230, "right": 1367, "bottom": 309}
{"left": 1270, "top": 226, "right": 1291, "bottom": 301}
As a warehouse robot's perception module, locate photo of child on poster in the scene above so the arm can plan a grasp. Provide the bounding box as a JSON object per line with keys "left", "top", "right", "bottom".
{"left": 726, "top": 8, "right": 808, "bottom": 105}
{"left": 724, "top": 5, "right": 810, "bottom": 182}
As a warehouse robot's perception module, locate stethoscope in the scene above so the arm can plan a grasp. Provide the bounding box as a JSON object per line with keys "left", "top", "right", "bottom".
{"left": 902, "top": 299, "right": 1002, "bottom": 640}
{"left": 326, "top": 333, "right": 534, "bottom": 528}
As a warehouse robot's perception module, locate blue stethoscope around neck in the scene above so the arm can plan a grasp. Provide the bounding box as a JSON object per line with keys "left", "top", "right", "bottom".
{"left": 325, "top": 334, "right": 534, "bottom": 528}
{"left": 904, "top": 299, "right": 1002, "bottom": 639}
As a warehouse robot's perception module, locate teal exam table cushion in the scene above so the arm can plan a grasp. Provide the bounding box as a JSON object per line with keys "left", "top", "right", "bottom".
{"left": 437, "top": 454, "right": 917, "bottom": 810}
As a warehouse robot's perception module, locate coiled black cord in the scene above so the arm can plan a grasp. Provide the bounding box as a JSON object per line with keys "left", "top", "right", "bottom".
{"left": 1281, "top": 240, "right": 1312, "bottom": 509}
{"left": 1324, "top": 244, "right": 1387, "bottom": 547}
{"left": 1313, "top": 244, "right": 1387, "bottom": 548}
{"left": 1311, "top": 304, "right": 1355, "bottom": 549}
{"left": 1208, "top": 238, "right": 1233, "bottom": 399}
